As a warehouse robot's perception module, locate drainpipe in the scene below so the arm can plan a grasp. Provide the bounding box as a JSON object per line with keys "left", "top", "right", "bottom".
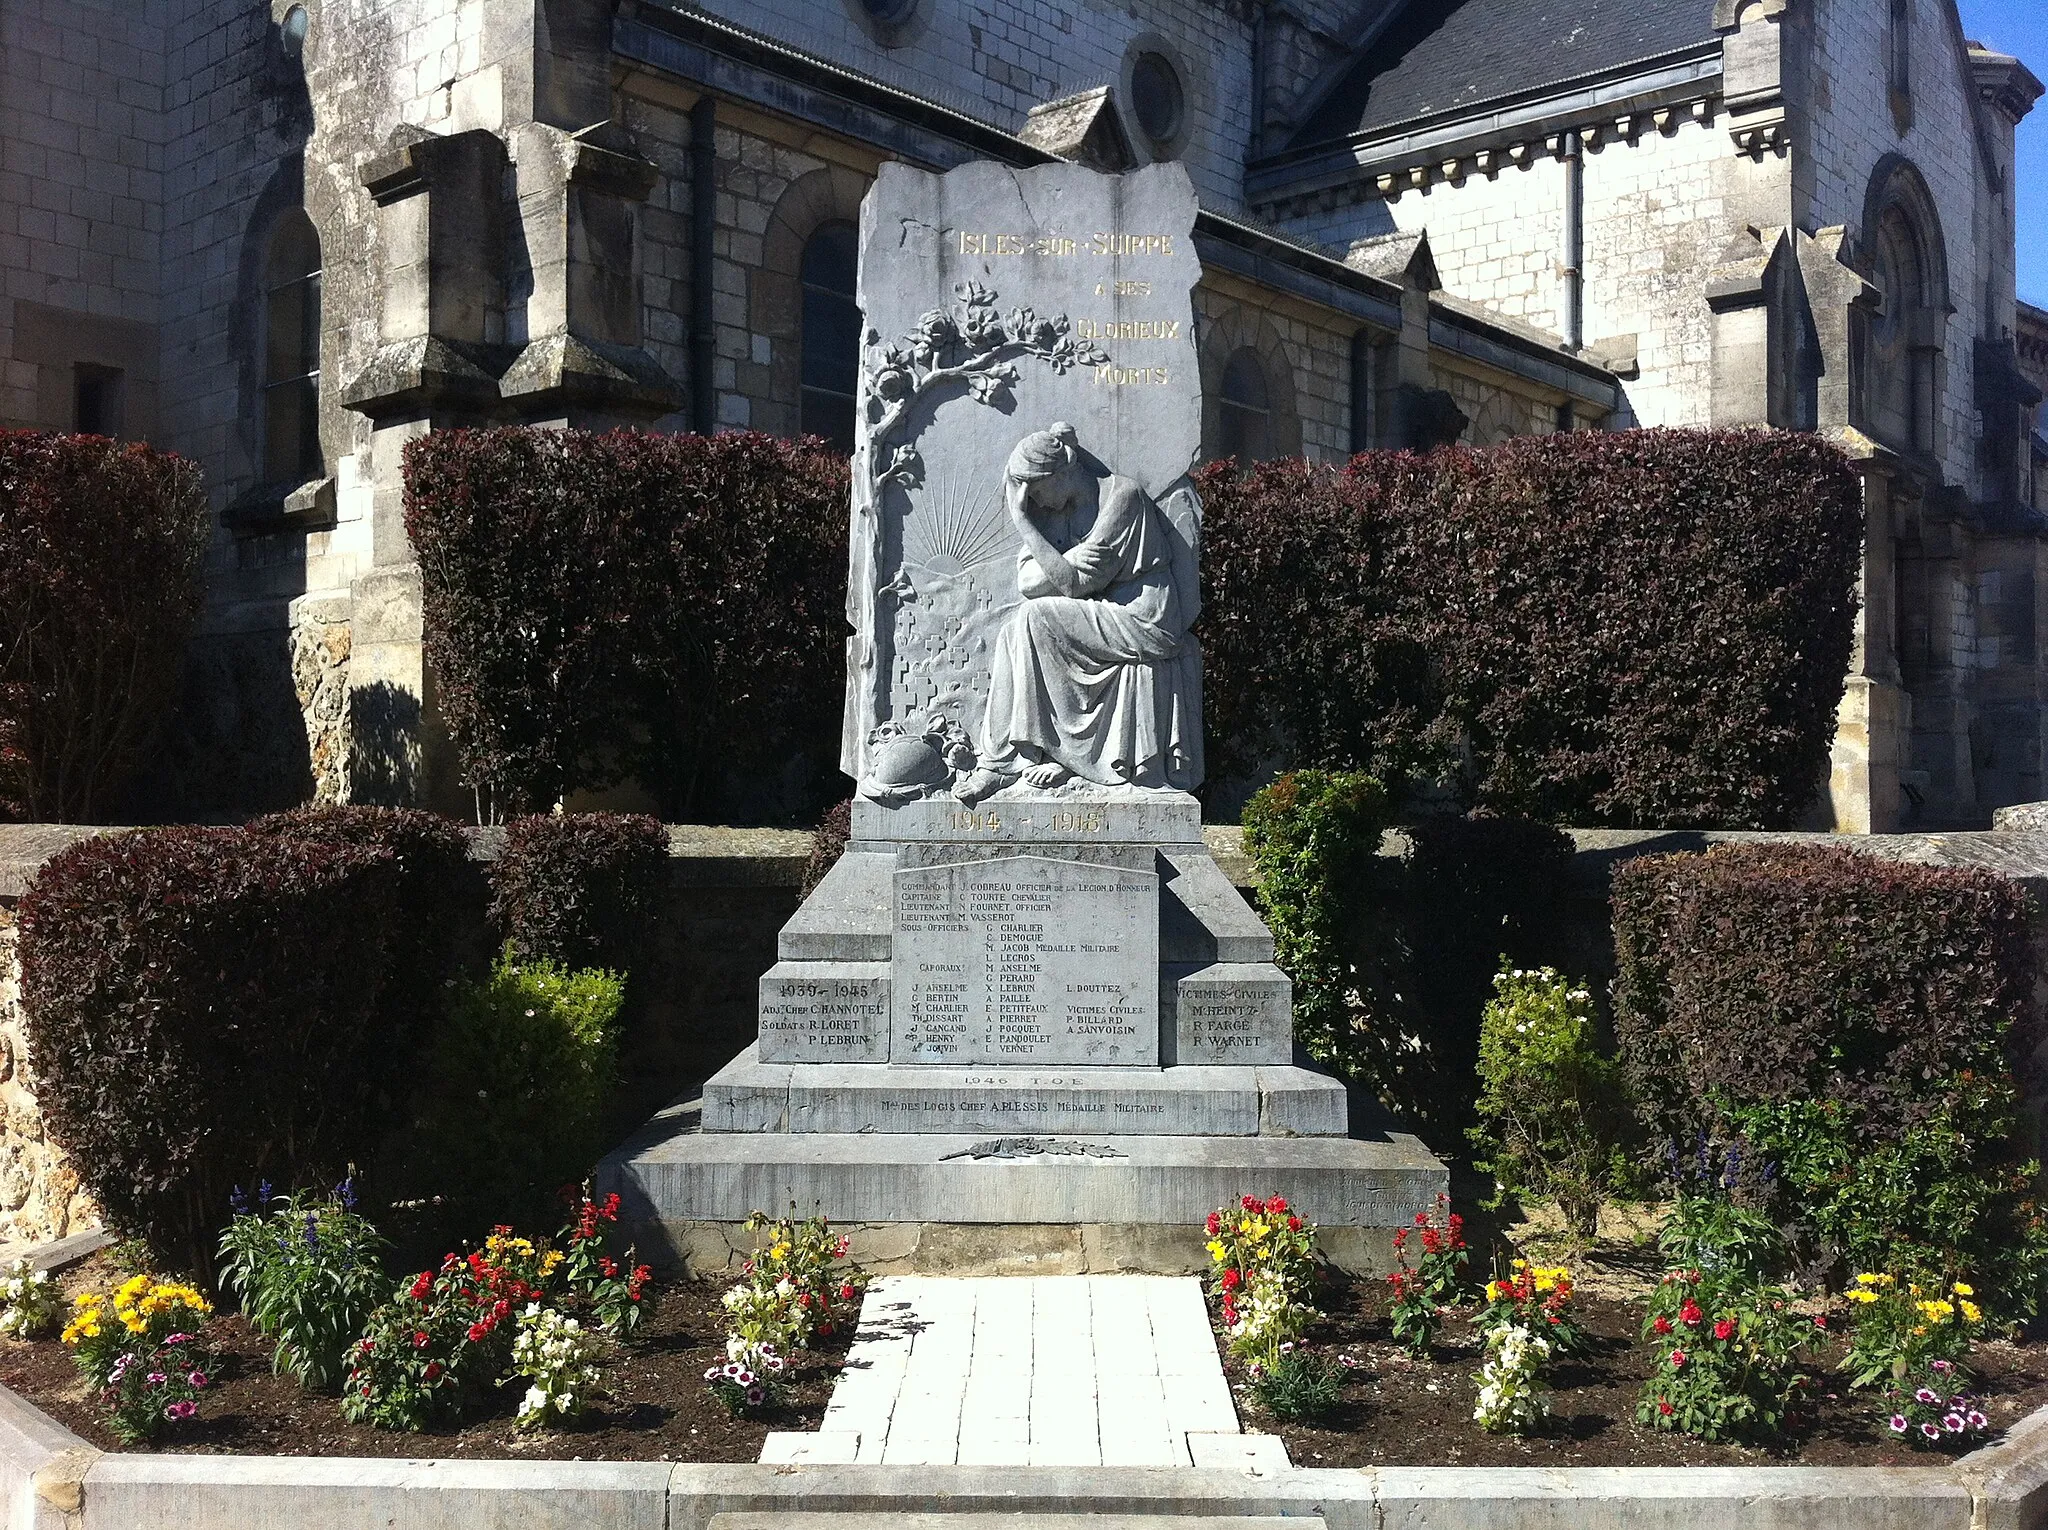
{"left": 1562, "top": 129, "right": 1584, "bottom": 352}
{"left": 690, "top": 95, "right": 718, "bottom": 435}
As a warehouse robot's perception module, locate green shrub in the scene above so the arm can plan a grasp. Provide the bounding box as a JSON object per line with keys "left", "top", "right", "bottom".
{"left": 1469, "top": 963, "right": 1633, "bottom": 1244}
{"left": 408, "top": 948, "right": 624, "bottom": 1229}
{"left": 1249, "top": 1346, "right": 1345, "bottom": 1421}
{"left": 17, "top": 813, "right": 473, "bottom": 1273}
{"left": 1241, "top": 771, "right": 1392, "bottom": 1075}
{"left": 217, "top": 1181, "right": 386, "bottom": 1392}
{"left": 1614, "top": 843, "right": 2048, "bottom": 1308}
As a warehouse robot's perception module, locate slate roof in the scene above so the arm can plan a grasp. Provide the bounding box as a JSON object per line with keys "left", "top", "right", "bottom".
{"left": 1288, "top": 0, "right": 1718, "bottom": 150}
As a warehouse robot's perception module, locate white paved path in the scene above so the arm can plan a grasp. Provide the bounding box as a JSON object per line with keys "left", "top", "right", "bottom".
{"left": 761, "top": 1275, "right": 1266, "bottom": 1467}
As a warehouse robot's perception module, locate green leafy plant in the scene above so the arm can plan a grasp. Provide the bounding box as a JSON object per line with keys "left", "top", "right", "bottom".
{"left": 0, "top": 1258, "right": 59, "bottom": 1340}
{"left": 1838, "top": 1272, "right": 1984, "bottom": 1390}
{"left": 1248, "top": 1344, "right": 1345, "bottom": 1421}
{"left": 1241, "top": 771, "right": 1391, "bottom": 1073}
{"left": 409, "top": 948, "right": 623, "bottom": 1229}
{"left": 509, "top": 1303, "right": 611, "bottom": 1429}
{"left": 1473, "top": 1323, "right": 1552, "bottom": 1434}
{"left": 61, "top": 1275, "right": 214, "bottom": 1443}
{"left": 1636, "top": 1265, "right": 1815, "bottom": 1441}
{"left": 218, "top": 1178, "right": 387, "bottom": 1392}
{"left": 1386, "top": 1194, "right": 1471, "bottom": 1355}
{"left": 708, "top": 1209, "right": 864, "bottom": 1417}
{"left": 1469, "top": 963, "right": 1632, "bottom": 1243}
{"left": 556, "top": 1188, "right": 654, "bottom": 1337}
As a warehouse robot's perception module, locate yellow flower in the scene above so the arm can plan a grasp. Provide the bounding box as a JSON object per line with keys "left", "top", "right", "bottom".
{"left": 1854, "top": 1272, "right": 1880, "bottom": 1286}
{"left": 1247, "top": 1223, "right": 1269, "bottom": 1242}
{"left": 1960, "top": 1300, "right": 1983, "bottom": 1324}
{"left": 1845, "top": 1288, "right": 1879, "bottom": 1303}
{"left": 539, "top": 1250, "right": 564, "bottom": 1277}
{"left": 1952, "top": 1282, "right": 1975, "bottom": 1298}
{"left": 1205, "top": 1241, "right": 1226, "bottom": 1261}
{"left": 1916, "top": 1299, "right": 1954, "bottom": 1321}
{"left": 1486, "top": 1280, "right": 1506, "bottom": 1301}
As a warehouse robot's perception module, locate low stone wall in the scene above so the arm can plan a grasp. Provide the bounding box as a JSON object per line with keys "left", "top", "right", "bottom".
{"left": 0, "top": 907, "right": 96, "bottom": 1254}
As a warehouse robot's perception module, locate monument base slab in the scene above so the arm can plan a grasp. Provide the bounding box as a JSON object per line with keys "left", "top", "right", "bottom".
{"left": 597, "top": 1098, "right": 1446, "bottom": 1277}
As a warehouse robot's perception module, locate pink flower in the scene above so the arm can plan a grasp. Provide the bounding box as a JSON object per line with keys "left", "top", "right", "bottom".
{"left": 165, "top": 1401, "right": 196, "bottom": 1421}
{"left": 186, "top": 1372, "right": 208, "bottom": 1389}
{"left": 1670, "top": 1350, "right": 1688, "bottom": 1368}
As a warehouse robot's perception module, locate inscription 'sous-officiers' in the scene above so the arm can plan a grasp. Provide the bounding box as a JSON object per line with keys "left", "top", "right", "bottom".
{"left": 893, "top": 855, "right": 1160, "bottom": 1067}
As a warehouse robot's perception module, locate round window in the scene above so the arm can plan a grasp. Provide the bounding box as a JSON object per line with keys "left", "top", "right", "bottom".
{"left": 1130, "top": 52, "right": 1186, "bottom": 145}
{"left": 859, "top": 0, "right": 918, "bottom": 24}
{"left": 280, "top": 4, "right": 309, "bottom": 58}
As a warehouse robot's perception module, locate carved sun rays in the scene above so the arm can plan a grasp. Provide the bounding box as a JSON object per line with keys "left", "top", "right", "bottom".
{"left": 900, "top": 459, "right": 1012, "bottom": 577}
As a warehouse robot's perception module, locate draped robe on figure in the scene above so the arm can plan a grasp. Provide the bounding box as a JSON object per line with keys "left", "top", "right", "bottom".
{"left": 976, "top": 472, "right": 1200, "bottom": 789}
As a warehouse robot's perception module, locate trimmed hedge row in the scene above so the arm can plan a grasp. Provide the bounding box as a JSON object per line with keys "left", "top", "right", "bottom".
{"left": 1613, "top": 842, "right": 2048, "bottom": 1297}
{"left": 404, "top": 428, "right": 848, "bottom": 822}
{"left": 17, "top": 809, "right": 475, "bottom": 1273}
{"left": 405, "top": 425, "right": 1863, "bottom": 831}
{"left": 15, "top": 807, "right": 686, "bottom": 1272}
{"left": 1199, "top": 429, "right": 1865, "bottom": 828}
{"left": 0, "top": 431, "right": 209, "bottom": 823}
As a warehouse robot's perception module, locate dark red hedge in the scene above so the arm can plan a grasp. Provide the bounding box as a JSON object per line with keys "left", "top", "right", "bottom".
{"left": 490, "top": 811, "right": 669, "bottom": 974}
{"left": 0, "top": 432, "right": 208, "bottom": 823}
{"left": 402, "top": 428, "right": 848, "bottom": 821}
{"left": 1198, "top": 428, "right": 1865, "bottom": 828}
{"left": 16, "top": 810, "right": 474, "bottom": 1271}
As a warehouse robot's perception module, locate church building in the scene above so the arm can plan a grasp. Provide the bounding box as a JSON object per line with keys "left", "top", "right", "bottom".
{"left": 0, "top": 0, "right": 2037, "bottom": 829}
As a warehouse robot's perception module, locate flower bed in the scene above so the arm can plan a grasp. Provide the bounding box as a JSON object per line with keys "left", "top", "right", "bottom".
{"left": 0, "top": 1248, "right": 847, "bottom": 1460}
{"left": 1216, "top": 1270, "right": 2048, "bottom": 1469}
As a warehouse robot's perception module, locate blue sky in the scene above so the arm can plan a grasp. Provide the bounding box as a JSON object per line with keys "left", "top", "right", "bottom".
{"left": 1959, "top": 0, "right": 2048, "bottom": 306}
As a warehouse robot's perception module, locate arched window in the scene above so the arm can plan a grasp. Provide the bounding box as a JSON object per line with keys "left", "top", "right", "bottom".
{"left": 1860, "top": 161, "right": 1948, "bottom": 460}
{"left": 800, "top": 220, "right": 860, "bottom": 453}
{"left": 262, "top": 210, "right": 322, "bottom": 485}
{"left": 1217, "top": 348, "right": 1272, "bottom": 461}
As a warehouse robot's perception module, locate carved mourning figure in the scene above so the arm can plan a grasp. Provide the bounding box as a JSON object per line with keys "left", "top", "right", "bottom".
{"left": 946, "top": 421, "right": 1200, "bottom": 804}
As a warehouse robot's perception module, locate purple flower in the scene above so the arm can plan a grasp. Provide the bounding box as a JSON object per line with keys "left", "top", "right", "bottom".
{"left": 1944, "top": 1413, "right": 1967, "bottom": 1433}
{"left": 721, "top": 1362, "right": 744, "bottom": 1380}
{"left": 1889, "top": 1415, "right": 1909, "bottom": 1433}
{"left": 304, "top": 1213, "right": 320, "bottom": 1251}
{"left": 187, "top": 1371, "right": 208, "bottom": 1389}
{"left": 1921, "top": 1423, "right": 1943, "bottom": 1440}
{"left": 163, "top": 1333, "right": 192, "bottom": 1347}
{"left": 1969, "top": 1411, "right": 1990, "bottom": 1430}
{"left": 335, "top": 1176, "right": 358, "bottom": 1211}
{"left": 1916, "top": 1388, "right": 1941, "bottom": 1404}
{"left": 165, "top": 1401, "right": 196, "bottom": 1421}
{"left": 229, "top": 1185, "right": 249, "bottom": 1216}
{"left": 256, "top": 1179, "right": 273, "bottom": 1206}
{"left": 744, "top": 1385, "right": 766, "bottom": 1407}
{"left": 1931, "top": 1360, "right": 1954, "bottom": 1374}
{"left": 146, "top": 1372, "right": 167, "bottom": 1387}
{"left": 703, "top": 1367, "right": 721, "bottom": 1383}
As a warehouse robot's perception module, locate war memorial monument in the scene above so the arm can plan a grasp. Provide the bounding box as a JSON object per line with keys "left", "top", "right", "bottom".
{"left": 608, "top": 160, "right": 1444, "bottom": 1273}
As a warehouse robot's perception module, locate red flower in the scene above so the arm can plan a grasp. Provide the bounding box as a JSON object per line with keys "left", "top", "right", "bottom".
{"left": 409, "top": 1272, "right": 433, "bottom": 1301}
{"left": 1670, "top": 1350, "right": 1688, "bottom": 1368}
{"left": 1414, "top": 1211, "right": 1429, "bottom": 1226}
{"left": 1221, "top": 1267, "right": 1242, "bottom": 1291}
{"left": 1266, "top": 1196, "right": 1288, "bottom": 1214}
{"left": 467, "top": 1322, "right": 489, "bottom": 1343}
{"left": 1653, "top": 1316, "right": 1673, "bottom": 1335}
{"left": 599, "top": 1255, "right": 618, "bottom": 1278}
{"left": 839, "top": 1283, "right": 855, "bottom": 1301}
{"left": 1658, "top": 1399, "right": 1674, "bottom": 1417}
{"left": 1242, "top": 1196, "right": 1260, "bottom": 1211}
{"left": 1288, "top": 1216, "right": 1302, "bottom": 1232}
{"left": 1206, "top": 1212, "right": 1221, "bottom": 1237}
{"left": 412, "top": 1331, "right": 429, "bottom": 1349}
{"left": 1679, "top": 1299, "right": 1702, "bottom": 1327}
{"left": 1814, "top": 1315, "right": 1828, "bottom": 1331}
{"left": 817, "top": 1322, "right": 833, "bottom": 1336}
{"left": 423, "top": 1362, "right": 443, "bottom": 1383}
{"left": 1713, "top": 1318, "right": 1735, "bottom": 1341}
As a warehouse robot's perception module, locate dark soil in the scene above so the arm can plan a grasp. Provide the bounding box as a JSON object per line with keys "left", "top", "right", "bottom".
{"left": 1232, "top": 1276, "right": 2048, "bottom": 1468}
{"left": 0, "top": 1253, "right": 847, "bottom": 1460}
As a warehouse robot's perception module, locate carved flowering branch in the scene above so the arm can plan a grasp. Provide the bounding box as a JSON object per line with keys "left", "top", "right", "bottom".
{"left": 859, "top": 282, "right": 1109, "bottom": 495}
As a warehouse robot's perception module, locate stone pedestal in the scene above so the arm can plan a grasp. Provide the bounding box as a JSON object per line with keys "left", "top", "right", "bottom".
{"left": 600, "top": 787, "right": 1446, "bottom": 1274}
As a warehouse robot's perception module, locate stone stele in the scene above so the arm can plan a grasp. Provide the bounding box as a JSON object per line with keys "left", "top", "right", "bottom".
{"left": 842, "top": 159, "right": 1204, "bottom": 799}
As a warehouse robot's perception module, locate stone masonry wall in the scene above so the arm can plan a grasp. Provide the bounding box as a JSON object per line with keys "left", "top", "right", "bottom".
{"left": 0, "top": 905, "right": 97, "bottom": 1254}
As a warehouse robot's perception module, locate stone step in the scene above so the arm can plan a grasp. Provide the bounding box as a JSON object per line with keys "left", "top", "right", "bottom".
{"left": 699, "top": 1046, "right": 1347, "bottom": 1136}
{"left": 601, "top": 1118, "right": 1446, "bottom": 1262}
{"left": 714, "top": 1517, "right": 1318, "bottom": 1530}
